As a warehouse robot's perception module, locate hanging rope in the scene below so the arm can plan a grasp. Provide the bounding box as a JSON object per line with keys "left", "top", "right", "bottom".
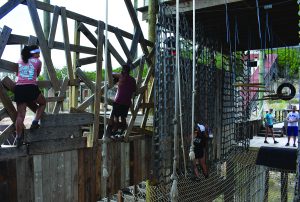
{"left": 102, "top": 0, "right": 109, "bottom": 181}
{"left": 189, "top": 0, "right": 196, "bottom": 162}
{"left": 255, "top": 0, "right": 262, "bottom": 48}
{"left": 170, "top": 0, "right": 180, "bottom": 201}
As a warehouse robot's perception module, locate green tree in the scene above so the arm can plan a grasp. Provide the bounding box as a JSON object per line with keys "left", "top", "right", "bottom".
{"left": 276, "top": 47, "right": 300, "bottom": 78}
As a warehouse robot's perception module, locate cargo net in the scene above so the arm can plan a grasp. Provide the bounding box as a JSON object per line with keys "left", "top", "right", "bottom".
{"left": 153, "top": 3, "right": 255, "bottom": 184}
{"left": 99, "top": 149, "right": 296, "bottom": 201}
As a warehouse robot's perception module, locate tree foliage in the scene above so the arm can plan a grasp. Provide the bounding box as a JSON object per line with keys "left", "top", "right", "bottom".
{"left": 276, "top": 47, "right": 300, "bottom": 78}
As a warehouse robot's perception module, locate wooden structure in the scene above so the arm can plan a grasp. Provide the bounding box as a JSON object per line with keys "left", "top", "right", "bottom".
{"left": 0, "top": 0, "right": 154, "bottom": 201}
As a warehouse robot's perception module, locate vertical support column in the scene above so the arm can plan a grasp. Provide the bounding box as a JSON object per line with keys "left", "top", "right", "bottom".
{"left": 71, "top": 20, "right": 80, "bottom": 109}
{"left": 258, "top": 50, "right": 264, "bottom": 117}
{"left": 43, "top": 0, "right": 51, "bottom": 113}
{"left": 280, "top": 172, "right": 288, "bottom": 202}
{"left": 296, "top": 2, "right": 300, "bottom": 200}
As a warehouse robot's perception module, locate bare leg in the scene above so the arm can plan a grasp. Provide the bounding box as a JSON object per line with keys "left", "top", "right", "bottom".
{"left": 16, "top": 103, "right": 27, "bottom": 136}
{"left": 193, "top": 159, "right": 200, "bottom": 178}
{"left": 33, "top": 93, "right": 46, "bottom": 121}
{"left": 120, "top": 117, "right": 127, "bottom": 130}
{"left": 199, "top": 157, "right": 208, "bottom": 178}
{"left": 265, "top": 127, "right": 269, "bottom": 142}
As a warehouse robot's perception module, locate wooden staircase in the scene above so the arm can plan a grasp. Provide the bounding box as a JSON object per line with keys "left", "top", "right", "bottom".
{"left": 256, "top": 124, "right": 284, "bottom": 137}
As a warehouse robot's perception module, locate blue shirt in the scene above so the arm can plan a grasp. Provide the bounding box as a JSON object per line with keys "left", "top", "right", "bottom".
{"left": 265, "top": 113, "right": 274, "bottom": 126}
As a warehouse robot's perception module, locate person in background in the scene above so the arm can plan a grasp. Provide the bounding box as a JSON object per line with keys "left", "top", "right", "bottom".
{"left": 14, "top": 45, "right": 46, "bottom": 147}
{"left": 264, "top": 109, "right": 279, "bottom": 144}
{"left": 108, "top": 64, "right": 136, "bottom": 139}
{"left": 192, "top": 123, "right": 209, "bottom": 179}
{"left": 286, "top": 105, "right": 299, "bottom": 147}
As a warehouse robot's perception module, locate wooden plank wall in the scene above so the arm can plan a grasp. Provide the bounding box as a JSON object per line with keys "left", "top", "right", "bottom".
{"left": 0, "top": 137, "right": 151, "bottom": 202}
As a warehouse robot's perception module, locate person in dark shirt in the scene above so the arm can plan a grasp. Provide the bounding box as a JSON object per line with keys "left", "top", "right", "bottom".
{"left": 108, "top": 64, "right": 136, "bottom": 138}
{"left": 192, "top": 123, "right": 209, "bottom": 178}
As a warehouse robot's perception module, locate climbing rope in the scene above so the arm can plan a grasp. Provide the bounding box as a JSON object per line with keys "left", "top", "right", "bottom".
{"left": 189, "top": 0, "right": 196, "bottom": 162}
{"left": 170, "top": 1, "right": 180, "bottom": 201}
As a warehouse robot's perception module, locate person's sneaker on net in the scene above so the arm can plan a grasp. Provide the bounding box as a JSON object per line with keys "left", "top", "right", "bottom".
{"left": 274, "top": 141, "right": 279, "bottom": 144}
{"left": 30, "top": 121, "right": 40, "bottom": 130}
{"left": 264, "top": 140, "right": 269, "bottom": 144}
{"left": 285, "top": 143, "right": 289, "bottom": 146}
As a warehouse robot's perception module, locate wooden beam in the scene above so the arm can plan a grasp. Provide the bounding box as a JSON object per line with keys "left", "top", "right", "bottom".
{"left": 124, "top": 0, "right": 152, "bottom": 67}
{"left": 27, "top": 35, "right": 38, "bottom": 45}
{"left": 0, "top": 108, "right": 8, "bottom": 120}
{"left": 91, "top": 21, "right": 104, "bottom": 146}
{"left": 53, "top": 78, "right": 69, "bottom": 113}
{"left": 129, "top": 27, "right": 141, "bottom": 58}
{"left": 106, "top": 52, "right": 114, "bottom": 88}
{"left": 7, "top": 34, "right": 97, "bottom": 55}
{"left": 26, "top": 0, "right": 59, "bottom": 91}
{"left": 0, "top": 146, "right": 27, "bottom": 161}
{"left": 0, "top": 59, "right": 18, "bottom": 73}
{"left": 0, "top": 124, "right": 15, "bottom": 145}
{"left": 28, "top": 0, "right": 153, "bottom": 47}
{"left": 77, "top": 22, "right": 97, "bottom": 47}
{"left": 24, "top": 125, "right": 81, "bottom": 142}
{"left": 0, "top": 26, "right": 12, "bottom": 58}
{"left": 28, "top": 137, "right": 87, "bottom": 155}
{"left": 76, "top": 94, "right": 94, "bottom": 112}
{"left": 76, "top": 56, "right": 97, "bottom": 67}
{"left": 2, "top": 76, "right": 16, "bottom": 91}
{"left": 60, "top": 7, "right": 74, "bottom": 82}
{"left": 135, "top": 57, "right": 145, "bottom": 88}
{"left": 45, "top": 96, "right": 65, "bottom": 102}
{"left": 48, "top": 6, "right": 60, "bottom": 48}
{"left": 0, "top": 0, "right": 24, "bottom": 20}
{"left": 107, "top": 39, "right": 126, "bottom": 66}
{"left": 71, "top": 20, "right": 81, "bottom": 109}
{"left": 40, "top": 113, "right": 94, "bottom": 127}
{"left": 0, "top": 81, "right": 16, "bottom": 121}
{"left": 76, "top": 68, "right": 95, "bottom": 92}
{"left": 115, "top": 27, "right": 133, "bottom": 63}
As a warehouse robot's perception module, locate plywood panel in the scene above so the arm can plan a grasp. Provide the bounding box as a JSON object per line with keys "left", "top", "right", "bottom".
{"left": 17, "top": 156, "right": 34, "bottom": 202}
{"left": 0, "top": 160, "right": 17, "bottom": 202}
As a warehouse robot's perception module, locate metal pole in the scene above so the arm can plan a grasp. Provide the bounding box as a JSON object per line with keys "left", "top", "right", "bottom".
{"left": 101, "top": 0, "right": 109, "bottom": 197}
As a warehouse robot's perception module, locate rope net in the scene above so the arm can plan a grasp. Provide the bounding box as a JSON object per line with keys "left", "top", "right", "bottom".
{"left": 99, "top": 150, "right": 295, "bottom": 202}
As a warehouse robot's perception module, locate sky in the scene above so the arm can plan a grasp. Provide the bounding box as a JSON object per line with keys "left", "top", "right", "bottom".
{"left": 0, "top": 0, "right": 148, "bottom": 71}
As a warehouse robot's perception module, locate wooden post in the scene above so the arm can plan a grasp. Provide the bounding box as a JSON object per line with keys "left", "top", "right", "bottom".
{"left": 258, "top": 51, "right": 264, "bottom": 118}
{"left": 88, "top": 21, "right": 104, "bottom": 147}
{"left": 71, "top": 20, "right": 81, "bottom": 109}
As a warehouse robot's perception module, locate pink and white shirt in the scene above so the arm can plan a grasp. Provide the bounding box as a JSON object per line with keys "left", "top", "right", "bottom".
{"left": 16, "top": 57, "right": 41, "bottom": 85}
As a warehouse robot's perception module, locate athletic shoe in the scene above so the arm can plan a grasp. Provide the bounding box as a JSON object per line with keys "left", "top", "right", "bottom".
{"left": 293, "top": 144, "right": 296, "bottom": 147}
{"left": 274, "top": 141, "right": 279, "bottom": 144}
{"left": 285, "top": 143, "right": 289, "bottom": 146}
{"left": 30, "top": 123, "right": 40, "bottom": 130}
{"left": 264, "top": 140, "right": 269, "bottom": 144}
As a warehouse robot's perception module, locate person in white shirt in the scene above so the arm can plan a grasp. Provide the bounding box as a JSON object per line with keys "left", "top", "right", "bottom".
{"left": 286, "top": 105, "right": 299, "bottom": 147}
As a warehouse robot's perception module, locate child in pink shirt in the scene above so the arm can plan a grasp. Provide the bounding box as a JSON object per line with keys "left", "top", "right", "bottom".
{"left": 15, "top": 45, "right": 46, "bottom": 147}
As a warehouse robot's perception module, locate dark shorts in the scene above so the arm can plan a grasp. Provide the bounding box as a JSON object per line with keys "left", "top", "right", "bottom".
{"left": 195, "top": 148, "right": 204, "bottom": 159}
{"left": 112, "top": 102, "right": 129, "bottom": 118}
{"left": 287, "top": 126, "right": 298, "bottom": 137}
{"left": 267, "top": 125, "right": 273, "bottom": 129}
{"left": 14, "top": 84, "right": 41, "bottom": 104}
